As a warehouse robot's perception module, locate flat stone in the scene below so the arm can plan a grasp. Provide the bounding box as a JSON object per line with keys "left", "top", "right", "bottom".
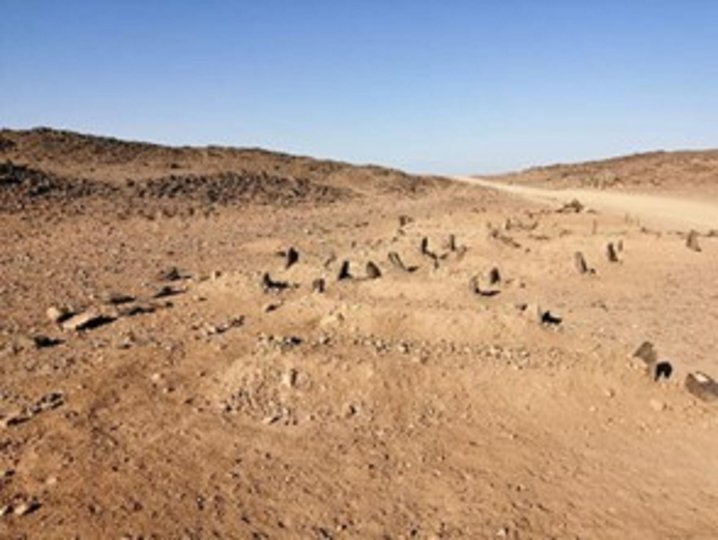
{"left": 61, "top": 310, "right": 116, "bottom": 331}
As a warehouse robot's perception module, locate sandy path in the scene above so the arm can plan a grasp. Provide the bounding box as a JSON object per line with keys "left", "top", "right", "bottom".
{"left": 453, "top": 176, "right": 718, "bottom": 231}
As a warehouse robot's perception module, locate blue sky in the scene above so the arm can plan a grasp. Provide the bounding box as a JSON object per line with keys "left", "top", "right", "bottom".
{"left": 1, "top": 1, "right": 717, "bottom": 173}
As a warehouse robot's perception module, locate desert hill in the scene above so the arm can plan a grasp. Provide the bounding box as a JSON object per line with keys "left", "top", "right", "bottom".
{"left": 488, "top": 149, "right": 718, "bottom": 192}
{"left": 0, "top": 128, "right": 441, "bottom": 215}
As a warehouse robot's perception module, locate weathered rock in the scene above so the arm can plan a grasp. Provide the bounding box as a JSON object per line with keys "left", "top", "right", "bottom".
{"left": 388, "top": 251, "right": 418, "bottom": 273}
{"left": 633, "top": 341, "right": 657, "bottom": 365}
{"left": 574, "top": 251, "right": 589, "bottom": 274}
{"left": 398, "top": 215, "right": 413, "bottom": 227}
{"left": 100, "top": 292, "right": 135, "bottom": 305}
{"left": 686, "top": 230, "right": 702, "bottom": 252}
{"left": 262, "top": 272, "right": 290, "bottom": 291}
{"left": 606, "top": 242, "right": 619, "bottom": 262}
{"left": 632, "top": 342, "right": 673, "bottom": 381}
{"left": 487, "top": 267, "right": 501, "bottom": 286}
{"left": 30, "top": 335, "right": 62, "bottom": 349}
{"left": 204, "top": 316, "right": 244, "bottom": 336}
{"left": 153, "top": 285, "right": 183, "bottom": 299}
{"left": 13, "top": 500, "right": 40, "bottom": 516}
{"left": 337, "top": 261, "right": 352, "bottom": 281}
{"left": 469, "top": 268, "right": 501, "bottom": 297}
{"left": 117, "top": 302, "right": 156, "bottom": 317}
{"left": 365, "top": 261, "right": 382, "bottom": 279}
{"left": 282, "top": 247, "right": 300, "bottom": 269}
{"left": 312, "top": 278, "right": 326, "bottom": 293}
{"left": 61, "top": 310, "right": 116, "bottom": 332}
{"left": 557, "top": 199, "right": 584, "bottom": 213}
{"left": 30, "top": 392, "right": 64, "bottom": 414}
{"left": 157, "top": 266, "right": 183, "bottom": 281}
{"left": 46, "top": 306, "right": 72, "bottom": 324}
{"left": 685, "top": 372, "right": 718, "bottom": 402}
{"left": 539, "top": 309, "right": 562, "bottom": 326}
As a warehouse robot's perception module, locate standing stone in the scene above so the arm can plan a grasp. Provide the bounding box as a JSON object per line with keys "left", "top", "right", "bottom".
{"left": 388, "top": 251, "right": 406, "bottom": 271}
{"left": 487, "top": 267, "right": 501, "bottom": 285}
{"left": 365, "top": 262, "right": 382, "bottom": 279}
{"left": 606, "top": 242, "right": 619, "bottom": 262}
{"left": 685, "top": 372, "right": 718, "bottom": 402}
{"left": 574, "top": 252, "right": 589, "bottom": 274}
{"left": 686, "top": 230, "right": 701, "bottom": 252}
{"left": 633, "top": 341, "right": 657, "bottom": 365}
{"left": 285, "top": 247, "right": 300, "bottom": 269}
{"left": 337, "top": 261, "right": 352, "bottom": 281}
{"left": 311, "top": 278, "right": 326, "bottom": 293}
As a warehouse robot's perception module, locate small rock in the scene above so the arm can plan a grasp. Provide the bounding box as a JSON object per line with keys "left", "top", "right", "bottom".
{"left": 685, "top": 371, "right": 718, "bottom": 402}
{"left": 157, "top": 266, "right": 183, "bottom": 281}
{"left": 337, "top": 261, "right": 352, "bottom": 281}
{"left": 262, "top": 272, "right": 290, "bottom": 292}
{"left": 153, "top": 285, "right": 183, "bottom": 299}
{"left": 365, "top": 261, "right": 382, "bottom": 279}
{"left": 606, "top": 242, "right": 619, "bottom": 263}
{"left": 282, "top": 247, "right": 300, "bottom": 269}
{"left": 387, "top": 251, "right": 417, "bottom": 273}
{"left": 281, "top": 369, "right": 299, "bottom": 388}
{"left": 13, "top": 500, "right": 40, "bottom": 516}
{"left": 264, "top": 302, "right": 282, "bottom": 313}
{"left": 398, "top": 215, "right": 413, "bottom": 227}
{"left": 100, "top": 292, "right": 135, "bottom": 305}
{"left": 633, "top": 341, "right": 657, "bottom": 365}
{"left": 574, "top": 251, "right": 590, "bottom": 274}
{"left": 61, "top": 310, "right": 116, "bottom": 332}
{"left": 312, "top": 278, "right": 326, "bottom": 293}
{"left": 557, "top": 199, "right": 583, "bottom": 213}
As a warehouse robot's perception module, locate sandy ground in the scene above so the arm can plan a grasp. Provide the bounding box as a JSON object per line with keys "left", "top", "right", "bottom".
{"left": 454, "top": 176, "right": 718, "bottom": 231}
{"left": 1, "top": 132, "right": 718, "bottom": 539}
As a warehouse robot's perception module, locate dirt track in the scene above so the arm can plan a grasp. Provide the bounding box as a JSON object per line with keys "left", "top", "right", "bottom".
{"left": 454, "top": 176, "right": 718, "bottom": 231}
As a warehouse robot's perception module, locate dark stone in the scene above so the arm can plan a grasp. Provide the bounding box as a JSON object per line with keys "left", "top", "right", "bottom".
{"left": 337, "top": 261, "right": 352, "bottom": 281}
{"left": 365, "top": 261, "right": 382, "bottom": 279}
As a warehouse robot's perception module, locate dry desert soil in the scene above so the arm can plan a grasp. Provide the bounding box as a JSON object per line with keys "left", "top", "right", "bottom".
{"left": 1, "top": 129, "right": 717, "bottom": 539}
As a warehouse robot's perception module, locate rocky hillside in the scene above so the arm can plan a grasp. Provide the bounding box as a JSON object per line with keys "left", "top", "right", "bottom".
{"left": 0, "top": 128, "right": 442, "bottom": 215}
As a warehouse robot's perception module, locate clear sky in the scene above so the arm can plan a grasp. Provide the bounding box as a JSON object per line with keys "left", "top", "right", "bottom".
{"left": 1, "top": 1, "right": 717, "bottom": 173}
